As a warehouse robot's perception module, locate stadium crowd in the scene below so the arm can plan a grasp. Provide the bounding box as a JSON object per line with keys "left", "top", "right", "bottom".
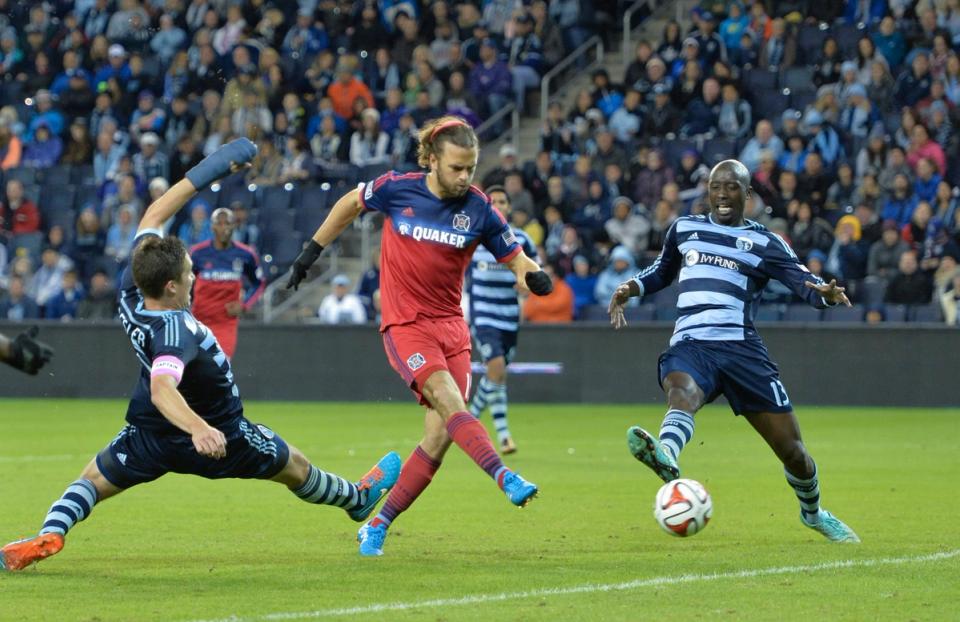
{"left": 1, "top": 0, "right": 960, "bottom": 326}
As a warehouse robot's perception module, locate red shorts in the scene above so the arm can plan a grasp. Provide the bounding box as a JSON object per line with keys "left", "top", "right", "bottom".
{"left": 382, "top": 318, "right": 472, "bottom": 407}
{"left": 205, "top": 321, "right": 238, "bottom": 359}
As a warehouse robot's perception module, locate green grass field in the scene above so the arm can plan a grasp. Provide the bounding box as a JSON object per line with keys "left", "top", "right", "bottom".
{"left": 1, "top": 400, "right": 957, "bottom": 621}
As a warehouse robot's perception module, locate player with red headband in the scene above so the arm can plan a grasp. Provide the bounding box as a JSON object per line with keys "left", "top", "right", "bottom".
{"left": 286, "top": 116, "right": 554, "bottom": 556}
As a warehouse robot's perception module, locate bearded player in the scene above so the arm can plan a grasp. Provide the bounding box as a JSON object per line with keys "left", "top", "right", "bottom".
{"left": 286, "top": 116, "right": 554, "bottom": 556}
{"left": 190, "top": 207, "right": 264, "bottom": 358}
{"left": 608, "top": 160, "right": 860, "bottom": 543}
{"left": 1, "top": 140, "right": 400, "bottom": 572}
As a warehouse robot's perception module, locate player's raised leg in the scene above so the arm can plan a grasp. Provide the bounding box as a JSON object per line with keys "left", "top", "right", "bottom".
{"left": 744, "top": 410, "right": 860, "bottom": 543}
{"left": 272, "top": 444, "right": 400, "bottom": 522}
{"left": 1, "top": 459, "right": 122, "bottom": 571}
{"left": 628, "top": 371, "right": 703, "bottom": 482}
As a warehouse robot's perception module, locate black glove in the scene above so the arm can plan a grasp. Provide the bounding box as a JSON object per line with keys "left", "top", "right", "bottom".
{"left": 6, "top": 326, "right": 54, "bottom": 376}
{"left": 525, "top": 270, "right": 553, "bottom": 296}
{"left": 286, "top": 240, "right": 325, "bottom": 291}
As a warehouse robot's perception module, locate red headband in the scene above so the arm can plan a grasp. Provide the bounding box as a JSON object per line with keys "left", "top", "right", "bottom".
{"left": 429, "top": 119, "right": 466, "bottom": 141}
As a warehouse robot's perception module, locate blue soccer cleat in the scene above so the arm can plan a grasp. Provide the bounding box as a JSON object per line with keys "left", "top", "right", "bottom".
{"left": 501, "top": 471, "right": 538, "bottom": 507}
{"left": 357, "top": 521, "right": 388, "bottom": 557}
{"left": 628, "top": 426, "right": 680, "bottom": 483}
{"left": 801, "top": 509, "right": 861, "bottom": 543}
{"left": 348, "top": 451, "right": 402, "bottom": 522}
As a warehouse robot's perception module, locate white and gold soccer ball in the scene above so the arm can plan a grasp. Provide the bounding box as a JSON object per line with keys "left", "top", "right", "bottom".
{"left": 654, "top": 478, "right": 712, "bottom": 537}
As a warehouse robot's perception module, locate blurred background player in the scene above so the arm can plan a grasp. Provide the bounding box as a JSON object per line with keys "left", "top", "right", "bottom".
{"left": 0, "top": 327, "right": 53, "bottom": 376}
{"left": 189, "top": 207, "right": 264, "bottom": 358}
{"left": 286, "top": 116, "right": 555, "bottom": 556}
{"left": 466, "top": 185, "right": 538, "bottom": 454}
{"left": 608, "top": 159, "right": 860, "bottom": 544}
{"left": 0, "top": 140, "right": 400, "bottom": 572}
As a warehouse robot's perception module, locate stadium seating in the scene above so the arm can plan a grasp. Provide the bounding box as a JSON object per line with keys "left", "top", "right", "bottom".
{"left": 823, "top": 305, "right": 863, "bottom": 322}
{"left": 784, "top": 305, "right": 823, "bottom": 322}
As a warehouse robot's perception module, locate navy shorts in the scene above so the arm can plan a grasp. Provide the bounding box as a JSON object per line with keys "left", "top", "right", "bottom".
{"left": 658, "top": 339, "right": 793, "bottom": 416}
{"left": 473, "top": 326, "right": 518, "bottom": 364}
{"left": 96, "top": 417, "right": 291, "bottom": 489}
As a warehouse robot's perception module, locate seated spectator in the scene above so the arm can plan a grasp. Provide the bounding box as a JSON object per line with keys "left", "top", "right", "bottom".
{"left": 178, "top": 199, "right": 213, "bottom": 248}
{"left": 605, "top": 196, "right": 651, "bottom": 255}
{"left": 778, "top": 135, "right": 808, "bottom": 175}
{"left": 825, "top": 163, "right": 858, "bottom": 217}
{"left": 681, "top": 78, "right": 721, "bottom": 139}
{"left": 906, "top": 124, "right": 946, "bottom": 177}
{"left": 804, "top": 110, "right": 844, "bottom": 170}
{"left": 572, "top": 180, "right": 611, "bottom": 241}
{"left": 885, "top": 251, "right": 933, "bottom": 304}
{"left": 510, "top": 205, "right": 543, "bottom": 247}
{"left": 106, "top": 205, "right": 139, "bottom": 266}
{"left": 129, "top": 90, "right": 166, "bottom": 144}
{"left": 101, "top": 174, "right": 143, "bottom": 229}
{"left": 357, "top": 252, "right": 381, "bottom": 319}
{"left": 0, "top": 120, "right": 22, "bottom": 171}
{"left": 445, "top": 70, "right": 481, "bottom": 126}
{"left": 29, "top": 246, "right": 67, "bottom": 309}
{"left": 759, "top": 18, "right": 795, "bottom": 71}
{"left": 327, "top": 57, "right": 374, "bottom": 120}
{"left": 633, "top": 149, "right": 673, "bottom": 212}
{"left": 503, "top": 172, "right": 535, "bottom": 217}
{"left": 468, "top": 39, "right": 512, "bottom": 119}
{"left": 805, "top": 249, "right": 839, "bottom": 286}
{"left": 868, "top": 220, "right": 910, "bottom": 280}
{"left": 45, "top": 269, "right": 84, "bottom": 320}
{"left": 231, "top": 89, "right": 273, "bottom": 137}
{"left": 913, "top": 158, "right": 942, "bottom": 204}
{"left": 882, "top": 173, "right": 919, "bottom": 227}
{"left": 133, "top": 132, "right": 170, "bottom": 182}
{"left": 825, "top": 215, "right": 869, "bottom": 282}
{"left": 566, "top": 255, "right": 597, "bottom": 318}
{"left": 648, "top": 199, "right": 678, "bottom": 256}
{"left": 349, "top": 108, "right": 391, "bottom": 168}
{"left": 789, "top": 202, "right": 834, "bottom": 261}
{"left": 595, "top": 246, "right": 638, "bottom": 308}
{"left": 797, "top": 152, "right": 832, "bottom": 216}
{"left": 60, "top": 118, "right": 94, "bottom": 165}
{"left": 75, "top": 269, "right": 115, "bottom": 320}
{"left": 856, "top": 126, "right": 888, "bottom": 181}
{"left": 522, "top": 263, "right": 573, "bottom": 323}
{"left": 0, "top": 275, "right": 40, "bottom": 320}
{"left": 879, "top": 146, "right": 912, "bottom": 194}
{"left": 940, "top": 267, "right": 960, "bottom": 326}
{"left": 389, "top": 112, "right": 419, "bottom": 171}
{"left": 318, "top": 274, "right": 367, "bottom": 324}
{"left": 740, "top": 120, "right": 784, "bottom": 173}
{"left": 248, "top": 139, "right": 285, "bottom": 186}
{"left": 22, "top": 122, "right": 62, "bottom": 169}
{"left": 717, "top": 83, "right": 752, "bottom": 141}
{"left": 894, "top": 52, "right": 932, "bottom": 109}
{"left": 73, "top": 207, "right": 108, "bottom": 281}
{"left": 872, "top": 16, "right": 907, "bottom": 69}
{"left": 0, "top": 179, "right": 41, "bottom": 242}
{"left": 279, "top": 134, "right": 312, "bottom": 183}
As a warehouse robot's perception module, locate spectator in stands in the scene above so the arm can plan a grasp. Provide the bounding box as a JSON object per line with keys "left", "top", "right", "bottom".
{"left": 623, "top": 41, "right": 652, "bottom": 89}
{"left": 212, "top": 4, "right": 247, "bottom": 56}
{"left": 76, "top": 269, "right": 115, "bottom": 320}
{"left": 656, "top": 20, "right": 683, "bottom": 66}
{"left": 283, "top": 7, "right": 328, "bottom": 61}
{"left": 759, "top": 18, "right": 795, "bottom": 72}
{"left": 444, "top": 70, "right": 481, "bottom": 126}
{"left": 867, "top": 220, "right": 910, "bottom": 281}
{"left": 885, "top": 251, "right": 933, "bottom": 304}
{"left": 720, "top": 2, "right": 750, "bottom": 52}
{"left": 633, "top": 149, "right": 673, "bottom": 212}
{"left": 0, "top": 179, "right": 40, "bottom": 243}
{"left": 129, "top": 90, "right": 166, "bottom": 144}
{"left": 692, "top": 11, "right": 725, "bottom": 67}
{"left": 605, "top": 196, "right": 650, "bottom": 255}
{"left": 648, "top": 199, "right": 677, "bottom": 256}
{"left": 25, "top": 90, "right": 64, "bottom": 142}
{"left": 60, "top": 68, "right": 96, "bottom": 120}
{"left": 318, "top": 274, "right": 367, "bottom": 324}
{"left": 227, "top": 202, "right": 259, "bottom": 250}
{"left": 542, "top": 205, "right": 566, "bottom": 257}
{"left": 945, "top": 55, "right": 960, "bottom": 105}
{"left": 482, "top": 144, "right": 521, "bottom": 189}
{"left": 739, "top": 120, "right": 784, "bottom": 173}
{"left": 883, "top": 173, "right": 920, "bottom": 227}
{"left": 133, "top": 132, "right": 170, "bottom": 183}
{"left": 789, "top": 202, "right": 834, "bottom": 260}
{"left": 45, "top": 269, "right": 84, "bottom": 321}
{"left": 541, "top": 101, "right": 576, "bottom": 156}
{"left": 825, "top": 215, "right": 869, "bottom": 282}
{"left": 797, "top": 152, "right": 831, "bottom": 215}
{"left": 595, "top": 245, "right": 639, "bottom": 307}
{"left": 178, "top": 200, "right": 213, "bottom": 249}
{"left": 469, "top": 39, "right": 512, "bottom": 119}
{"left": 150, "top": 13, "right": 187, "bottom": 66}
{"left": 530, "top": 0, "right": 564, "bottom": 67}
{"left": 389, "top": 112, "right": 419, "bottom": 171}
{"left": 104, "top": 205, "right": 138, "bottom": 267}
{"left": 826, "top": 163, "right": 858, "bottom": 216}
{"left": 0, "top": 120, "right": 22, "bottom": 171}
{"left": 278, "top": 134, "right": 312, "bottom": 183}
{"left": 503, "top": 172, "right": 535, "bottom": 217}
{"left": 61, "top": 118, "right": 94, "bottom": 166}
{"left": 804, "top": 110, "right": 844, "bottom": 170}
{"left": 590, "top": 127, "right": 629, "bottom": 177}
{"left": 22, "top": 122, "right": 62, "bottom": 169}
{"left": 608, "top": 88, "right": 643, "bottom": 144}
{"left": 589, "top": 69, "right": 623, "bottom": 120}
{"left": 247, "top": 139, "right": 284, "bottom": 186}
{"left": 873, "top": 16, "right": 907, "bottom": 69}
{"left": 645, "top": 83, "right": 681, "bottom": 140}
{"left": 717, "top": 83, "right": 752, "bottom": 141}
{"left": 933, "top": 181, "right": 958, "bottom": 224}
{"left": 328, "top": 57, "right": 374, "bottom": 120}
{"left": 779, "top": 134, "right": 808, "bottom": 175}
{"left": 349, "top": 108, "right": 391, "bottom": 168}
{"left": 913, "top": 157, "right": 943, "bottom": 204}
{"left": 523, "top": 263, "right": 573, "bottom": 323}
{"left": 71, "top": 206, "right": 106, "bottom": 281}
{"left": 671, "top": 38, "right": 702, "bottom": 82}
{"left": 906, "top": 123, "right": 946, "bottom": 177}
{"left": 29, "top": 247, "right": 67, "bottom": 309}
{"left": 867, "top": 62, "right": 896, "bottom": 116}
{"left": 0, "top": 276, "right": 40, "bottom": 320}
{"left": 673, "top": 59, "right": 705, "bottom": 111}
{"left": 804, "top": 249, "right": 838, "bottom": 285}
{"left": 895, "top": 52, "right": 933, "bottom": 108}
{"left": 231, "top": 88, "right": 273, "bottom": 137}
{"left": 838, "top": 84, "right": 878, "bottom": 155}
{"left": 856, "top": 126, "right": 888, "bottom": 180}
{"left": 566, "top": 255, "right": 597, "bottom": 318}
{"left": 879, "top": 145, "right": 912, "bottom": 194}
{"left": 505, "top": 13, "right": 543, "bottom": 113}
{"left": 901, "top": 201, "right": 939, "bottom": 253}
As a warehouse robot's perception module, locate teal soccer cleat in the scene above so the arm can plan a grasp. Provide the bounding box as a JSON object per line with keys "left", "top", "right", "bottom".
{"left": 347, "top": 451, "right": 402, "bottom": 522}
{"left": 801, "top": 509, "right": 861, "bottom": 543}
{"left": 627, "top": 426, "right": 680, "bottom": 483}
{"left": 357, "top": 521, "right": 388, "bottom": 556}
{"left": 501, "top": 471, "right": 538, "bottom": 507}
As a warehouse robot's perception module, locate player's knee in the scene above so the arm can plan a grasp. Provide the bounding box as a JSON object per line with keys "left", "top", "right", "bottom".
{"left": 665, "top": 385, "right": 701, "bottom": 412}
{"left": 423, "top": 378, "right": 465, "bottom": 415}
{"left": 486, "top": 358, "right": 507, "bottom": 384}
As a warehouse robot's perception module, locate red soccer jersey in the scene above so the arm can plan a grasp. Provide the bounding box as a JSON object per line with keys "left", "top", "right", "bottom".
{"left": 358, "top": 171, "right": 521, "bottom": 331}
{"left": 190, "top": 240, "right": 264, "bottom": 326}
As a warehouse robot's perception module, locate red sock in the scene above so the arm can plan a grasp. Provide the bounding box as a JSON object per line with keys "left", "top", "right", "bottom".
{"left": 372, "top": 445, "right": 441, "bottom": 527}
{"left": 446, "top": 411, "right": 506, "bottom": 482}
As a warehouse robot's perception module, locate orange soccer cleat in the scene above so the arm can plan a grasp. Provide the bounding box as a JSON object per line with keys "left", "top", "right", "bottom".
{"left": 0, "top": 533, "right": 64, "bottom": 571}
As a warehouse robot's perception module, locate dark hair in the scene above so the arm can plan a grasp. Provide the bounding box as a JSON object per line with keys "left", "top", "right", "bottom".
{"left": 416, "top": 116, "right": 478, "bottom": 168}
{"left": 132, "top": 236, "right": 188, "bottom": 299}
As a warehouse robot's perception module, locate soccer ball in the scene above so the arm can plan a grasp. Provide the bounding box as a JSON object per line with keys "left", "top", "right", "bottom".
{"left": 654, "top": 478, "right": 712, "bottom": 537}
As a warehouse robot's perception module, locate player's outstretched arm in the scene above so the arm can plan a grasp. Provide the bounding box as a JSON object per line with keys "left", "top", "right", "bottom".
{"left": 506, "top": 252, "right": 552, "bottom": 295}
{"left": 608, "top": 280, "right": 641, "bottom": 329}
{"left": 286, "top": 187, "right": 363, "bottom": 290}
{"left": 805, "top": 279, "right": 852, "bottom": 307}
{"left": 0, "top": 327, "right": 54, "bottom": 375}
{"left": 138, "top": 138, "right": 257, "bottom": 235}
{"left": 150, "top": 374, "right": 227, "bottom": 459}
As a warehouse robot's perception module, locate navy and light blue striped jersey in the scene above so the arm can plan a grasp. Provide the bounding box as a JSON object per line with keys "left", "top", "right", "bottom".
{"left": 633, "top": 215, "right": 833, "bottom": 345}
{"left": 117, "top": 230, "right": 242, "bottom": 434}
{"left": 467, "top": 227, "right": 538, "bottom": 332}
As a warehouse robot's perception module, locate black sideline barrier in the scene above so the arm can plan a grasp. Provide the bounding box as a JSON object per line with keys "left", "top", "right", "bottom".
{"left": 0, "top": 322, "right": 956, "bottom": 407}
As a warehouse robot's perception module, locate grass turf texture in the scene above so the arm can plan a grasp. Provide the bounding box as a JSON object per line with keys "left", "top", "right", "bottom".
{"left": 1, "top": 400, "right": 957, "bottom": 621}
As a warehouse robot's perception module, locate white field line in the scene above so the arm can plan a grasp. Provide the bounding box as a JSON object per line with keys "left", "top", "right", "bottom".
{"left": 189, "top": 549, "right": 960, "bottom": 622}
{"left": 0, "top": 454, "right": 78, "bottom": 463}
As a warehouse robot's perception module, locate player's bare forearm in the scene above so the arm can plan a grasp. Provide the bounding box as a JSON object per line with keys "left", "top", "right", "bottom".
{"left": 138, "top": 179, "right": 197, "bottom": 234}
{"left": 150, "top": 374, "right": 211, "bottom": 436}
{"left": 506, "top": 252, "right": 539, "bottom": 281}
{"left": 311, "top": 188, "right": 363, "bottom": 247}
